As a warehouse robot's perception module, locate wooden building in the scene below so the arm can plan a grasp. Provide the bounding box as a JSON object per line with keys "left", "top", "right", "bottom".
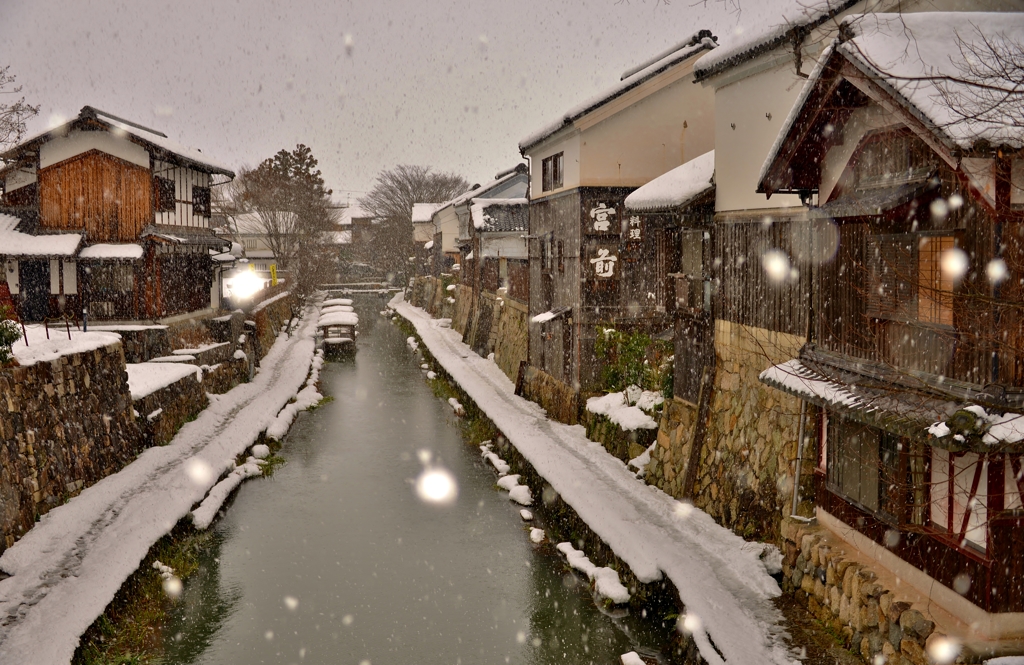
{"left": 519, "top": 30, "right": 717, "bottom": 399}
{"left": 758, "top": 12, "right": 1024, "bottom": 652}
{"left": 0, "top": 106, "right": 234, "bottom": 322}
{"left": 623, "top": 150, "right": 716, "bottom": 404}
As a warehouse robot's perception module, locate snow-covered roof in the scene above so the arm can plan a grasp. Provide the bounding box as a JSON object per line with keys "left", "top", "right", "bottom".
{"left": 692, "top": 0, "right": 856, "bottom": 82}
{"left": 2, "top": 106, "right": 234, "bottom": 177}
{"left": 332, "top": 229, "right": 352, "bottom": 245}
{"left": 0, "top": 213, "right": 81, "bottom": 257}
{"left": 520, "top": 31, "right": 716, "bottom": 152}
{"left": 78, "top": 243, "right": 144, "bottom": 260}
{"left": 837, "top": 12, "right": 1024, "bottom": 149}
{"left": 318, "top": 311, "right": 359, "bottom": 327}
{"left": 338, "top": 205, "right": 372, "bottom": 225}
{"left": 624, "top": 151, "right": 715, "bottom": 213}
{"left": 412, "top": 203, "right": 443, "bottom": 223}
{"left": 760, "top": 12, "right": 1024, "bottom": 193}
{"left": 470, "top": 198, "right": 529, "bottom": 232}
{"left": 442, "top": 168, "right": 528, "bottom": 211}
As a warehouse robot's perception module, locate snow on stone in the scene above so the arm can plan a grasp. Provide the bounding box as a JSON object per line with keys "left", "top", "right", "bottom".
{"left": 556, "top": 542, "right": 630, "bottom": 605}
{"left": 0, "top": 213, "right": 80, "bottom": 256}
{"left": 497, "top": 474, "right": 520, "bottom": 491}
{"left": 392, "top": 293, "right": 795, "bottom": 665}
{"left": 252, "top": 444, "right": 271, "bottom": 459}
{"left": 520, "top": 509, "right": 533, "bottom": 521}
{"left": 125, "top": 363, "right": 199, "bottom": 400}
{"left": 0, "top": 306, "right": 320, "bottom": 664}
{"left": 10, "top": 327, "right": 121, "bottom": 367}
{"left": 265, "top": 355, "right": 324, "bottom": 441}
{"left": 621, "top": 652, "right": 646, "bottom": 665}
{"left": 625, "top": 150, "right": 715, "bottom": 212}
{"left": 423, "top": 240, "right": 434, "bottom": 250}
{"left": 586, "top": 392, "right": 659, "bottom": 431}
{"left": 509, "top": 485, "right": 533, "bottom": 506}
{"left": 407, "top": 336, "right": 419, "bottom": 351}
{"left": 78, "top": 243, "right": 145, "bottom": 260}
{"left": 628, "top": 442, "right": 657, "bottom": 476}
{"left": 448, "top": 397, "right": 465, "bottom": 416}
{"left": 530, "top": 528, "right": 545, "bottom": 544}
{"left": 531, "top": 310, "right": 557, "bottom": 324}
{"left": 191, "top": 458, "right": 265, "bottom": 530}
{"left": 149, "top": 354, "right": 195, "bottom": 363}
{"left": 250, "top": 290, "right": 290, "bottom": 313}
{"left": 232, "top": 349, "right": 247, "bottom": 361}
{"left": 426, "top": 371, "right": 437, "bottom": 380}
{"left": 928, "top": 421, "right": 951, "bottom": 438}
{"left": 484, "top": 452, "right": 510, "bottom": 476}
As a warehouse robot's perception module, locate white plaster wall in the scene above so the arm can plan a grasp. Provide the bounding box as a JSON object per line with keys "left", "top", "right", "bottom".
{"left": 4, "top": 168, "right": 37, "bottom": 192}
{"left": 40, "top": 129, "right": 149, "bottom": 170}
{"left": 433, "top": 206, "right": 460, "bottom": 253}
{"left": 527, "top": 132, "right": 581, "bottom": 201}
{"left": 578, "top": 70, "right": 714, "bottom": 187}
{"left": 413, "top": 221, "right": 434, "bottom": 243}
{"left": 153, "top": 159, "right": 211, "bottom": 229}
{"left": 713, "top": 61, "right": 806, "bottom": 213}
{"left": 481, "top": 234, "right": 527, "bottom": 260}
{"left": 819, "top": 105, "right": 900, "bottom": 202}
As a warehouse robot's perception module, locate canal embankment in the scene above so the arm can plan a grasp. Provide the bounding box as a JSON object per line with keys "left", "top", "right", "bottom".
{"left": 0, "top": 302, "right": 322, "bottom": 665}
{"left": 390, "top": 294, "right": 797, "bottom": 665}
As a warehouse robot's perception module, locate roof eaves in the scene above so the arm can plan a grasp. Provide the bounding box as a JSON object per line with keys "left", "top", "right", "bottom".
{"left": 692, "top": 0, "right": 858, "bottom": 83}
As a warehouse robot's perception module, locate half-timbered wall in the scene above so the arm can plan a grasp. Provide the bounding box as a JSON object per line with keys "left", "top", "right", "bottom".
{"left": 152, "top": 159, "right": 211, "bottom": 228}
{"left": 39, "top": 150, "right": 152, "bottom": 242}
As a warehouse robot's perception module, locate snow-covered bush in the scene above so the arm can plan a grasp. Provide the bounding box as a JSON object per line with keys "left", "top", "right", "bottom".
{"left": 0, "top": 305, "right": 21, "bottom": 366}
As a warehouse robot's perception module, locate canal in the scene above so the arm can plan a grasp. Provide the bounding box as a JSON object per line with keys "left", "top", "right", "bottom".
{"left": 160, "top": 299, "right": 667, "bottom": 664}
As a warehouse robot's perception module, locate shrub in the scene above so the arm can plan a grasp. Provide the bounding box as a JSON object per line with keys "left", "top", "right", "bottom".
{"left": 594, "top": 327, "right": 672, "bottom": 398}
{"left": 0, "top": 305, "right": 21, "bottom": 366}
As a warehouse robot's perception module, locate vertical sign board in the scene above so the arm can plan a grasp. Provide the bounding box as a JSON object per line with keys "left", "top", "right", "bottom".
{"left": 269, "top": 264, "right": 278, "bottom": 286}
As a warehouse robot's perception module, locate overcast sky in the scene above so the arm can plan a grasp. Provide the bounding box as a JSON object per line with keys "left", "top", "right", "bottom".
{"left": 2, "top": 0, "right": 748, "bottom": 202}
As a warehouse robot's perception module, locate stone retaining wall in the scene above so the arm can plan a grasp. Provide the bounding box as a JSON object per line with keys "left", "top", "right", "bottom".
{"left": 582, "top": 409, "right": 658, "bottom": 464}
{"left": 407, "top": 277, "right": 529, "bottom": 385}
{"left": 134, "top": 368, "right": 208, "bottom": 447}
{"left": 648, "top": 320, "right": 805, "bottom": 541}
{"left": 0, "top": 343, "right": 141, "bottom": 552}
{"left": 519, "top": 365, "right": 579, "bottom": 425}
{"left": 780, "top": 517, "right": 947, "bottom": 665}
{"left": 249, "top": 292, "right": 298, "bottom": 360}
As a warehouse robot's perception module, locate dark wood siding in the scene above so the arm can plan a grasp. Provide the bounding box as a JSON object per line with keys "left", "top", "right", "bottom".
{"left": 39, "top": 149, "right": 152, "bottom": 242}
{"left": 716, "top": 217, "right": 810, "bottom": 336}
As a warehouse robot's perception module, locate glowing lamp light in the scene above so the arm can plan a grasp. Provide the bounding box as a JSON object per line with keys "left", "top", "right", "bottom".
{"left": 415, "top": 468, "right": 458, "bottom": 505}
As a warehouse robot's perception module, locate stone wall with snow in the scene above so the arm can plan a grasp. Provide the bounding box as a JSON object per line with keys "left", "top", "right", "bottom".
{"left": 0, "top": 341, "right": 141, "bottom": 552}
{"left": 648, "top": 320, "right": 804, "bottom": 542}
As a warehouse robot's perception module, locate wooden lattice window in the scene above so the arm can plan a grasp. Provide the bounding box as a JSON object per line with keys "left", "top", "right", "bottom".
{"left": 193, "top": 186, "right": 211, "bottom": 217}
{"left": 155, "top": 176, "right": 175, "bottom": 212}
{"left": 853, "top": 131, "right": 938, "bottom": 191}
{"left": 866, "top": 234, "right": 955, "bottom": 326}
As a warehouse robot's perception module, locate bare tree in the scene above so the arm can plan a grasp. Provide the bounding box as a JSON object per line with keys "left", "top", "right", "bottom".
{"left": 0, "top": 67, "right": 39, "bottom": 150}
{"left": 231, "top": 145, "right": 338, "bottom": 295}
{"left": 360, "top": 164, "right": 469, "bottom": 277}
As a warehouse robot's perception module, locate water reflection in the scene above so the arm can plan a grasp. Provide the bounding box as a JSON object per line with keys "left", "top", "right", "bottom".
{"left": 159, "top": 297, "right": 665, "bottom": 664}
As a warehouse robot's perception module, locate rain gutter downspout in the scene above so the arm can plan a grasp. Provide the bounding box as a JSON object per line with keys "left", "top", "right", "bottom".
{"left": 790, "top": 205, "right": 816, "bottom": 521}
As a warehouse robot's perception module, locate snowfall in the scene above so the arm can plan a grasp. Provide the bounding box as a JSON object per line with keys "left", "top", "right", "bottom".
{"left": 0, "top": 306, "right": 320, "bottom": 664}
{"left": 391, "top": 294, "right": 796, "bottom": 665}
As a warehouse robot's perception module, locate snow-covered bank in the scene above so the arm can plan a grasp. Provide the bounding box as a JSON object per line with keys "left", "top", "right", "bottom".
{"left": 0, "top": 307, "right": 321, "bottom": 665}
{"left": 392, "top": 294, "right": 796, "bottom": 665}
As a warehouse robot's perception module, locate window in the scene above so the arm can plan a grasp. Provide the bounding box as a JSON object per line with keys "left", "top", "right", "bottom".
{"left": 866, "top": 234, "right": 955, "bottom": 326}
{"left": 155, "top": 176, "right": 176, "bottom": 212}
{"left": 853, "top": 131, "right": 938, "bottom": 190}
{"left": 541, "top": 152, "right": 563, "bottom": 192}
{"left": 826, "top": 417, "right": 907, "bottom": 521}
{"left": 930, "top": 448, "right": 987, "bottom": 551}
{"left": 193, "top": 186, "right": 211, "bottom": 217}
{"left": 244, "top": 238, "right": 258, "bottom": 250}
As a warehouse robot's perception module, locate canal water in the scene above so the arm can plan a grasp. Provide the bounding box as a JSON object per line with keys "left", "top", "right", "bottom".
{"left": 160, "top": 299, "right": 667, "bottom": 664}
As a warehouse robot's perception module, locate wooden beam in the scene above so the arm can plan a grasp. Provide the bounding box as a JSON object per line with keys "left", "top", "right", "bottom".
{"left": 839, "top": 59, "right": 959, "bottom": 171}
